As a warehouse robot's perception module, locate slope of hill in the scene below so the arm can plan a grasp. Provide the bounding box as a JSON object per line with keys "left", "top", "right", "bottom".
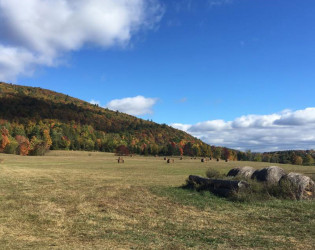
{"left": 0, "top": 82, "right": 232, "bottom": 157}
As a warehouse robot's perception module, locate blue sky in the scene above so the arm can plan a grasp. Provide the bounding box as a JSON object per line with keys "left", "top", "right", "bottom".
{"left": 0, "top": 0, "right": 315, "bottom": 151}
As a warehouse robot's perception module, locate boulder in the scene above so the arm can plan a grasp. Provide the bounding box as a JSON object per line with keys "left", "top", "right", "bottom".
{"left": 280, "top": 172, "right": 315, "bottom": 200}
{"left": 251, "top": 166, "right": 286, "bottom": 184}
{"left": 227, "top": 166, "right": 256, "bottom": 179}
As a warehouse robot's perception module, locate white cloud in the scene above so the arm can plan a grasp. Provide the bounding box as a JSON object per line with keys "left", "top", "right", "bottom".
{"left": 189, "top": 120, "right": 231, "bottom": 132}
{"left": 90, "top": 99, "right": 100, "bottom": 106}
{"left": 274, "top": 108, "right": 315, "bottom": 125}
{"left": 0, "top": 0, "right": 163, "bottom": 81}
{"left": 232, "top": 114, "right": 280, "bottom": 128}
{"left": 106, "top": 96, "right": 158, "bottom": 116}
{"left": 170, "top": 108, "right": 315, "bottom": 152}
{"left": 171, "top": 123, "right": 192, "bottom": 132}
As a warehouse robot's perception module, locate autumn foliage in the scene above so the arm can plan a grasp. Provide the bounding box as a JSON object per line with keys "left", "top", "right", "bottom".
{"left": 16, "top": 135, "right": 30, "bottom": 156}
{"left": 0, "top": 128, "right": 10, "bottom": 152}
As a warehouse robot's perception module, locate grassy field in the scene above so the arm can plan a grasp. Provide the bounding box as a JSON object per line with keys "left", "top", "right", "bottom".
{"left": 0, "top": 151, "right": 314, "bottom": 249}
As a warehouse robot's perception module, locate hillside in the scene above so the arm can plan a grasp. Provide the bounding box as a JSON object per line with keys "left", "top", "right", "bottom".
{"left": 0, "top": 82, "right": 231, "bottom": 157}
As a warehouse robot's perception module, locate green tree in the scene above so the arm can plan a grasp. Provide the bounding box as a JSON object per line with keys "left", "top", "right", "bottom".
{"left": 4, "top": 137, "right": 19, "bottom": 154}
{"left": 292, "top": 155, "right": 303, "bottom": 165}
{"left": 213, "top": 147, "right": 222, "bottom": 160}
{"left": 253, "top": 153, "right": 262, "bottom": 162}
{"left": 303, "top": 154, "right": 314, "bottom": 165}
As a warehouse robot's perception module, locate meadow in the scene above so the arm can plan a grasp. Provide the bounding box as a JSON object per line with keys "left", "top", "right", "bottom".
{"left": 0, "top": 151, "right": 314, "bottom": 249}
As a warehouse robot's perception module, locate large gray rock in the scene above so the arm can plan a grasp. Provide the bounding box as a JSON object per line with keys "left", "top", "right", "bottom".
{"left": 280, "top": 172, "right": 315, "bottom": 200}
{"left": 251, "top": 166, "right": 286, "bottom": 184}
{"left": 227, "top": 166, "right": 256, "bottom": 179}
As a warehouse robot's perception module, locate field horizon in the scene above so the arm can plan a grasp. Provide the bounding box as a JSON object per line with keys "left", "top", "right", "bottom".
{"left": 0, "top": 150, "right": 314, "bottom": 249}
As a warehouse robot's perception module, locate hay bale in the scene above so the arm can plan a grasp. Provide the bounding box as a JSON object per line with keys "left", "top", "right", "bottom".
{"left": 225, "top": 159, "right": 229, "bottom": 162}
{"left": 117, "top": 158, "right": 124, "bottom": 163}
{"left": 227, "top": 166, "right": 256, "bottom": 179}
{"left": 164, "top": 157, "right": 167, "bottom": 160}
{"left": 280, "top": 172, "right": 315, "bottom": 200}
{"left": 167, "top": 159, "right": 174, "bottom": 163}
{"left": 201, "top": 158, "right": 208, "bottom": 163}
{"left": 180, "top": 157, "right": 183, "bottom": 160}
{"left": 216, "top": 158, "right": 220, "bottom": 162}
{"left": 251, "top": 166, "right": 286, "bottom": 184}
{"left": 189, "top": 175, "right": 250, "bottom": 190}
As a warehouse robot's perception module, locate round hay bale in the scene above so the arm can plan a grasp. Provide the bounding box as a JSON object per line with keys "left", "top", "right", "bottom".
{"left": 227, "top": 166, "right": 255, "bottom": 179}
{"left": 280, "top": 172, "right": 315, "bottom": 200}
{"left": 251, "top": 166, "right": 286, "bottom": 184}
{"left": 117, "top": 158, "right": 124, "bottom": 163}
{"left": 167, "top": 159, "right": 174, "bottom": 163}
{"left": 164, "top": 157, "right": 167, "bottom": 160}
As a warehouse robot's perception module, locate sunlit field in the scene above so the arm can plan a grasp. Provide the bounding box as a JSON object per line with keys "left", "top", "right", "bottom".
{"left": 0, "top": 151, "right": 314, "bottom": 249}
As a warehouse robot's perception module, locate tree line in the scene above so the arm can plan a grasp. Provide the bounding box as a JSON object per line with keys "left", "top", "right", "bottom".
{"left": 237, "top": 150, "right": 315, "bottom": 166}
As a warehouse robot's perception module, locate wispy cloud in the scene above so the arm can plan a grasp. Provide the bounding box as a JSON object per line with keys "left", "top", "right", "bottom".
{"left": 106, "top": 96, "right": 158, "bottom": 116}
{"left": 171, "top": 108, "right": 315, "bottom": 152}
{"left": 177, "top": 97, "right": 187, "bottom": 103}
{"left": 0, "top": 0, "right": 163, "bottom": 81}
{"left": 208, "top": 0, "right": 234, "bottom": 8}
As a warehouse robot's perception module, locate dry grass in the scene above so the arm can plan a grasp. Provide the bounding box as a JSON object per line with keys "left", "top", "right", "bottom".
{"left": 0, "top": 151, "right": 314, "bottom": 249}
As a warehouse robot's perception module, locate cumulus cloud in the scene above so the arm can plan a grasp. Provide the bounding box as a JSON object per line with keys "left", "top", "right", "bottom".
{"left": 106, "top": 96, "right": 157, "bottom": 116}
{"left": 90, "top": 99, "right": 100, "bottom": 106}
{"left": 0, "top": 0, "right": 163, "bottom": 81}
{"left": 171, "top": 123, "right": 191, "bottom": 132}
{"left": 189, "top": 120, "right": 231, "bottom": 132}
{"left": 171, "top": 108, "right": 315, "bottom": 152}
{"left": 274, "top": 108, "right": 315, "bottom": 125}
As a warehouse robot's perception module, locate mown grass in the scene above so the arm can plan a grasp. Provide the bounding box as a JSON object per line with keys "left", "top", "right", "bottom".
{"left": 0, "top": 151, "right": 314, "bottom": 249}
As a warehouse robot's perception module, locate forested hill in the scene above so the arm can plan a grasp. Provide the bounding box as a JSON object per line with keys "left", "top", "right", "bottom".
{"left": 0, "top": 82, "right": 234, "bottom": 158}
